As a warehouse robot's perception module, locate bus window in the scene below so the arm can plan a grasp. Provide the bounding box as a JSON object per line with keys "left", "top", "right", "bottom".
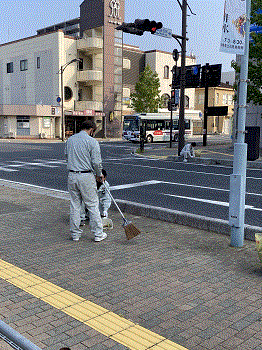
{"left": 123, "top": 119, "right": 138, "bottom": 131}
{"left": 165, "top": 119, "right": 190, "bottom": 130}
{"left": 173, "top": 120, "right": 179, "bottom": 130}
{"left": 185, "top": 120, "right": 190, "bottom": 130}
{"left": 147, "top": 120, "right": 165, "bottom": 130}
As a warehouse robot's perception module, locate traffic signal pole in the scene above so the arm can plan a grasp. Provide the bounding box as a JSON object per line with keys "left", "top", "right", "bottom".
{"left": 229, "top": 0, "right": 251, "bottom": 247}
{"left": 178, "top": 0, "right": 187, "bottom": 155}
{"left": 203, "top": 63, "right": 209, "bottom": 146}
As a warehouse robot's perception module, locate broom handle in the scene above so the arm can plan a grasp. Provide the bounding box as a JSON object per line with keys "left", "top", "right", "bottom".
{"left": 103, "top": 182, "right": 127, "bottom": 223}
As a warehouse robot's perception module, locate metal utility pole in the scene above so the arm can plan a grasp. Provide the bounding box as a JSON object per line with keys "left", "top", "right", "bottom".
{"left": 59, "top": 58, "right": 80, "bottom": 142}
{"left": 203, "top": 63, "right": 209, "bottom": 146}
{"left": 178, "top": 0, "right": 187, "bottom": 155}
{"left": 228, "top": 0, "right": 251, "bottom": 247}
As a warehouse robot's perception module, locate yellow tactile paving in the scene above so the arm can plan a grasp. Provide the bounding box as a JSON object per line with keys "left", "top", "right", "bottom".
{"left": 63, "top": 300, "right": 108, "bottom": 321}
{"left": 85, "top": 312, "right": 135, "bottom": 336}
{"left": 6, "top": 274, "right": 46, "bottom": 289}
{"left": 0, "top": 258, "right": 189, "bottom": 350}
{"left": 150, "top": 339, "right": 189, "bottom": 349}
{"left": 24, "top": 281, "right": 64, "bottom": 298}
{"left": 0, "top": 260, "right": 12, "bottom": 269}
{"left": 41, "top": 290, "right": 84, "bottom": 309}
{"left": 111, "top": 325, "right": 165, "bottom": 350}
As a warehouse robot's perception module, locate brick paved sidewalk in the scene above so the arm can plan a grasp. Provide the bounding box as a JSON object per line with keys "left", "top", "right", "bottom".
{"left": 0, "top": 185, "right": 262, "bottom": 350}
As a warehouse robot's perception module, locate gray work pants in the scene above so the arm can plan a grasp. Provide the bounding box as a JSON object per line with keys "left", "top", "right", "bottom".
{"left": 68, "top": 172, "right": 103, "bottom": 240}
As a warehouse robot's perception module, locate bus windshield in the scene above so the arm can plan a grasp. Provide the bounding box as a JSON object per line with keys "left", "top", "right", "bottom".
{"left": 123, "top": 118, "right": 139, "bottom": 131}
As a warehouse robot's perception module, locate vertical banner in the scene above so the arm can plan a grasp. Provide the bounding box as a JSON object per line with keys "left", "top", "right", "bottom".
{"left": 220, "top": 0, "right": 247, "bottom": 55}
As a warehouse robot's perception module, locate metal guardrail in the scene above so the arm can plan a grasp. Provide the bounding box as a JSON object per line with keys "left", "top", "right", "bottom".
{"left": 0, "top": 320, "right": 42, "bottom": 350}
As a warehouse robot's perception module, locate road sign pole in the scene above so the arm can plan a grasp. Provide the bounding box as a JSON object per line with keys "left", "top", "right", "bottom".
{"left": 203, "top": 63, "right": 209, "bottom": 146}
{"left": 229, "top": 0, "right": 251, "bottom": 247}
{"left": 169, "top": 106, "right": 173, "bottom": 148}
{"left": 178, "top": 0, "right": 187, "bottom": 155}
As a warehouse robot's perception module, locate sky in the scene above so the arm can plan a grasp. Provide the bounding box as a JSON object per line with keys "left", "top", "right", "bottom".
{"left": 0, "top": 0, "right": 235, "bottom": 72}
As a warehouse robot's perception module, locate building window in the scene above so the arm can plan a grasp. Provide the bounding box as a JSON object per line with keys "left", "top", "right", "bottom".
{"left": 37, "top": 57, "right": 40, "bottom": 69}
{"left": 216, "top": 93, "right": 219, "bottom": 104}
{"left": 64, "top": 86, "right": 73, "bottom": 101}
{"left": 164, "top": 65, "right": 169, "bottom": 79}
{"left": 185, "top": 95, "right": 189, "bottom": 109}
{"left": 78, "top": 58, "right": 83, "bottom": 71}
{"left": 78, "top": 89, "right": 82, "bottom": 101}
{"left": 6, "top": 62, "right": 13, "bottom": 73}
{"left": 161, "top": 93, "right": 170, "bottom": 108}
{"left": 20, "top": 60, "right": 28, "bottom": 71}
{"left": 123, "top": 58, "right": 130, "bottom": 69}
{"left": 198, "top": 94, "right": 204, "bottom": 104}
{"left": 223, "top": 94, "right": 228, "bottom": 105}
{"left": 228, "top": 95, "right": 233, "bottom": 105}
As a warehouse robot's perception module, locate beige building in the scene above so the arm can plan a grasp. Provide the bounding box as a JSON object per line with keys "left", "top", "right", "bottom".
{"left": 195, "top": 83, "right": 235, "bottom": 135}
{"left": 122, "top": 45, "right": 197, "bottom": 115}
{"left": 0, "top": 0, "right": 124, "bottom": 139}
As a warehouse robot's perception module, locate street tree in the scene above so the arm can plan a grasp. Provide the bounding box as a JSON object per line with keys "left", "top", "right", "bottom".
{"left": 231, "top": 0, "right": 262, "bottom": 104}
{"left": 131, "top": 65, "right": 162, "bottom": 113}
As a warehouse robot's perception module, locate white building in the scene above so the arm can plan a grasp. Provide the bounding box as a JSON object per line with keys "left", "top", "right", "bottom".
{"left": 122, "top": 45, "right": 196, "bottom": 115}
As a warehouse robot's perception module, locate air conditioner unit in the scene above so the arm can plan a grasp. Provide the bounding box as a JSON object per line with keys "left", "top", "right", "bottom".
{"left": 39, "top": 132, "right": 47, "bottom": 139}
{"left": 7, "top": 131, "right": 16, "bottom": 139}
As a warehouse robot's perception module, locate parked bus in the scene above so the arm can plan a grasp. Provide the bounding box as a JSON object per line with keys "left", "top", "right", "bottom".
{"left": 123, "top": 110, "right": 202, "bottom": 143}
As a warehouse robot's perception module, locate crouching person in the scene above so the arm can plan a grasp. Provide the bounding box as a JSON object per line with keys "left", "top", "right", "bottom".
{"left": 180, "top": 142, "right": 196, "bottom": 162}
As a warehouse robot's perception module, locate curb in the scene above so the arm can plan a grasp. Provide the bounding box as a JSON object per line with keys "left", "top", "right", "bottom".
{"left": 167, "top": 156, "right": 262, "bottom": 169}
{"left": 0, "top": 179, "right": 259, "bottom": 242}
{"left": 114, "top": 199, "right": 260, "bottom": 242}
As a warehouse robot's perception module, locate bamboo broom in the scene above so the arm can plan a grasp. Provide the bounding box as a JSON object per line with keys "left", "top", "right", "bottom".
{"left": 104, "top": 182, "right": 140, "bottom": 240}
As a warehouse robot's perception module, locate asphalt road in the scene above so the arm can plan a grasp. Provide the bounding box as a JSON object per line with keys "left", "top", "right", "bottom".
{"left": 0, "top": 140, "right": 262, "bottom": 228}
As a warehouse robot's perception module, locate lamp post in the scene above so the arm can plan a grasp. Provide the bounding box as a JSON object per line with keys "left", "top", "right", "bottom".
{"left": 59, "top": 58, "right": 80, "bottom": 141}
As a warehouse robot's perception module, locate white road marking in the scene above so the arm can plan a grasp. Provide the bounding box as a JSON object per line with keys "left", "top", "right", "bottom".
{"left": 1, "top": 178, "right": 261, "bottom": 213}
{"left": 161, "top": 180, "right": 262, "bottom": 198}
{"left": 103, "top": 157, "right": 134, "bottom": 162}
{"left": 8, "top": 161, "right": 59, "bottom": 168}
{"left": 110, "top": 180, "right": 161, "bottom": 190}
{"left": 0, "top": 166, "right": 18, "bottom": 172}
{"left": 109, "top": 160, "right": 262, "bottom": 180}
{"left": 161, "top": 193, "right": 257, "bottom": 210}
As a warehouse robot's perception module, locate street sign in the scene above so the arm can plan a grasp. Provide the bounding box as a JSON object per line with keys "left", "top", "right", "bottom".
{"left": 153, "top": 27, "right": 172, "bottom": 38}
{"left": 200, "top": 64, "right": 222, "bottom": 88}
{"left": 172, "top": 64, "right": 201, "bottom": 89}
{"left": 206, "top": 106, "right": 228, "bottom": 116}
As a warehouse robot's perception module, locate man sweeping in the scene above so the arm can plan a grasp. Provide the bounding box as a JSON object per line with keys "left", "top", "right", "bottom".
{"left": 65, "top": 120, "right": 107, "bottom": 242}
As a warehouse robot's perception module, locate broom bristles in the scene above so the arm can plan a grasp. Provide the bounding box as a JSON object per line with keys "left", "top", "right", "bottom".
{"left": 124, "top": 222, "right": 140, "bottom": 240}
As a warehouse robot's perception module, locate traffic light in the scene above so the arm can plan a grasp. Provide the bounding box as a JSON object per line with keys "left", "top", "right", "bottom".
{"left": 168, "top": 90, "right": 179, "bottom": 110}
{"left": 116, "top": 22, "right": 144, "bottom": 36}
{"left": 134, "top": 19, "right": 163, "bottom": 34}
{"left": 116, "top": 19, "right": 162, "bottom": 36}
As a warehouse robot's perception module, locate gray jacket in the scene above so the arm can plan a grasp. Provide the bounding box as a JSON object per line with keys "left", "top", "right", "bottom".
{"left": 65, "top": 130, "right": 102, "bottom": 177}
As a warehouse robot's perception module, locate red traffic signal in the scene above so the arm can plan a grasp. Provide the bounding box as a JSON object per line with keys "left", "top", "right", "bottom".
{"left": 134, "top": 19, "right": 163, "bottom": 34}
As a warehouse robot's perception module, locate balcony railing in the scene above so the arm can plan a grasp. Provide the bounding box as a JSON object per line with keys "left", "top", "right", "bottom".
{"left": 77, "top": 70, "right": 103, "bottom": 83}
{"left": 77, "top": 37, "right": 103, "bottom": 51}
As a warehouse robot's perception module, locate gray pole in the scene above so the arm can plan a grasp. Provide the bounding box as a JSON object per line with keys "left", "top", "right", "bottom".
{"left": 61, "top": 68, "right": 65, "bottom": 142}
{"left": 178, "top": 0, "right": 187, "bottom": 155}
{"left": 0, "top": 319, "right": 42, "bottom": 350}
{"left": 229, "top": 0, "right": 251, "bottom": 247}
{"left": 169, "top": 106, "right": 173, "bottom": 148}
